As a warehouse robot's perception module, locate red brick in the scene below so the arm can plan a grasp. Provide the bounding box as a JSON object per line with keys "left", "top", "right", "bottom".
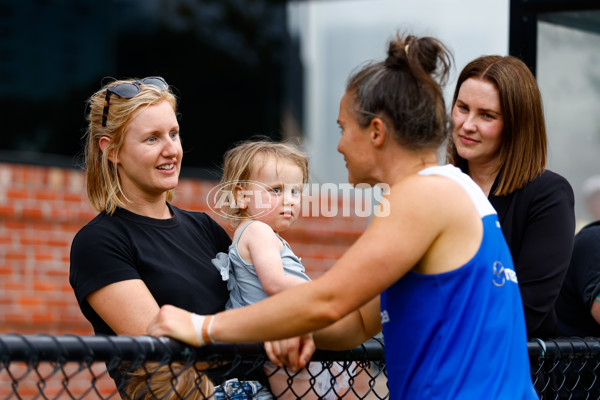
{"left": 20, "top": 237, "right": 44, "bottom": 246}
{"left": 32, "top": 314, "right": 59, "bottom": 324}
{"left": 34, "top": 253, "right": 54, "bottom": 261}
{"left": 0, "top": 266, "right": 13, "bottom": 274}
{"left": 47, "top": 299, "right": 73, "bottom": 307}
{"left": 4, "top": 313, "right": 29, "bottom": 323}
{"left": 6, "top": 189, "right": 29, "bottom": 199}
{"left": 33, "top": 281, "right": 59, "bottom": 291}
{"left": 30, "top": 222, "right": 54, "bottom": 231}
{"left": 4, "top": 221, "right": 26, "bottom": 229}
{"left": 23, "top": 167, "right": 43, "bottom": 183}
{"left": 64, "top": 193, "right": 84, "bottom": 202}
{"left": 0, "top": 205, "right": 15, "bottom": 215}
{"left": 19, "top": 297, "right": 44, "bottom": 307}
{"left": 35, "top": 190, "right": 58, "bottom": 201}
{"left": 4, "top": 282, "right": 27, "bottom": 291}
{"left": 48, "top": 269, "right": 68, "bottom": 278}
{"left": 5, "top": 252, "right": 27, "bottom": 260}
{"left": 47, "top": 239, "right": 70, "bottom": 247}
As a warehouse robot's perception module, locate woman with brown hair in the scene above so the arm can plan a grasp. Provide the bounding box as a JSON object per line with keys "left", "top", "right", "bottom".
{"left": 447, "top": 55, "right": 575, "bottom": 338}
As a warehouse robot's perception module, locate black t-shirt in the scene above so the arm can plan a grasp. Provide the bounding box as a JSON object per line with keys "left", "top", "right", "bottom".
{"left": 69, "top": 203, "right": 231, "bottom": 336}
{"left": 555, "top": 221, "right": 600, "bottom": 337}
{"left": 69, "top": 205, "right": 269, "bottom": 387}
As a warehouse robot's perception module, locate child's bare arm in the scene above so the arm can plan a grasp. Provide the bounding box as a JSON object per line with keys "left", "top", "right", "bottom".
{"left": 243, "top": 221, "right": 308, "bottom": 295}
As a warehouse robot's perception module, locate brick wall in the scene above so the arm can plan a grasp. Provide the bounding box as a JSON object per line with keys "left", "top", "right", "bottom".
{"left": 0, "top": 162, "right": 370, "bottom": 335}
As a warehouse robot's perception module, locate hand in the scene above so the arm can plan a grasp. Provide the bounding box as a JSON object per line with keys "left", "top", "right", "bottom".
{"left": 147, "top": 304, "right": 201, "bottom": 346}
{"left": 264, "top": 333, "right": 315, "bottom": 372}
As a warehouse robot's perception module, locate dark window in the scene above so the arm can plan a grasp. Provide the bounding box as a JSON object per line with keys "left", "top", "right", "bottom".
{"left": 0, "top": 0, "right": 303, "bottom": 179}
{"left": 510, "top": 0, "right": 600, "bottom": 222}
{"left": 509, "top": 0, "right": 600, "bottom": 74}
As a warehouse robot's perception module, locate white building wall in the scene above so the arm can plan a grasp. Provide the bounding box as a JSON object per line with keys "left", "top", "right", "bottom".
{"left": 288, "top": 0, "right": 510, "bottom": 185}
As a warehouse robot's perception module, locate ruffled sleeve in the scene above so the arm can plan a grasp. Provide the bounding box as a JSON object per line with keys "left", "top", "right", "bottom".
{"left": 212, "top": 252, "right": 231, "bottom": 281}
{"left": 211, "top": 252, "right": 246, "bottom": 309}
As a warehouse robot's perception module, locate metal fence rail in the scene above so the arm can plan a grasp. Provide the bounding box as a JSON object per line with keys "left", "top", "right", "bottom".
{"left": 529, "top": 337, "right": 600, "bottom": 399}
{"left": 1, "top": 334, "right": 600, "bottom": 399}
{"left": 0, "top": 334, "right": 387, "bottom": 399}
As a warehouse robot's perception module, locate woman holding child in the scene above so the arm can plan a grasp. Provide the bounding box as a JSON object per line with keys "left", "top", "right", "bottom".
{"left": 69, "top": 76, "right": 272, "bottom": 397}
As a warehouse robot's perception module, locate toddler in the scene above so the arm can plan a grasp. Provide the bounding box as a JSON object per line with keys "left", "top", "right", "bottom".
{"left": 212, "top": 139, "right": 353, "bottom": 399}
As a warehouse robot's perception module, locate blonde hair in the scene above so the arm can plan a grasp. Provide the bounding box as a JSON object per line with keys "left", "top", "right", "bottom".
{"left": 218, "top": 138, "right": 309, "bottom": 225}
{"left": 83, "top": 78, "right": 178, "bottom": 214}
{"left": 125, "top": 362, "right": 213, "bottom": 400}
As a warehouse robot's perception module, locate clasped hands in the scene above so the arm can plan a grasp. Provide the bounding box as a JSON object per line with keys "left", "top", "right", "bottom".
{"left": 147, "top": 304, "right": 315, "bottom": 372}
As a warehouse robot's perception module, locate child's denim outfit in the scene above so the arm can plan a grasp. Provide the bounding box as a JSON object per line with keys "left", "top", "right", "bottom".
{"left": 213, "top": 379, "right": 273, "bottom": 400}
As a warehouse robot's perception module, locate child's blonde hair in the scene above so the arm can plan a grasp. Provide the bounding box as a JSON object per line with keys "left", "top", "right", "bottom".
{"left": 125, "top": 362, "right": 213, "bottom": 400}
{"left": 218, "top": 138, "right": 309, "bottom": 225}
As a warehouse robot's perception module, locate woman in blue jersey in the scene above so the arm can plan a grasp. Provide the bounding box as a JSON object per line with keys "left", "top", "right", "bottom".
{"left": 148, "top": 33, "right": 539, "bottom": 399}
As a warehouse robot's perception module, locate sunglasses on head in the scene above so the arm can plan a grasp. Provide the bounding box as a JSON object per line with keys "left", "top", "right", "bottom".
{"left": 101, "top": 76, "right": 168, "bottom": 127}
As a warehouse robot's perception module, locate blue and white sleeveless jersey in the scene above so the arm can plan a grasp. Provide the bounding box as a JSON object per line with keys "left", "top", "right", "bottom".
{"left": 380, "top": 165, "right": 538, "bottom": 400}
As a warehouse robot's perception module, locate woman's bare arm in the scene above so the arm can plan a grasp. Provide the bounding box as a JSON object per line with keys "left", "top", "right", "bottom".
{"left": 87, "top": 279, "right": 160, "bottom": 335}
{"left": 148, "top": 175, "right": 481, "bottom": 346}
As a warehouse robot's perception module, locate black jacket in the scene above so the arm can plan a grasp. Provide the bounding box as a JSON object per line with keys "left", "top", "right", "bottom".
{"left": 489, "top": 169, "right": 575, "bottom": 338}
{"left": 555, "top": 221, "right": 600, "bottom": 337}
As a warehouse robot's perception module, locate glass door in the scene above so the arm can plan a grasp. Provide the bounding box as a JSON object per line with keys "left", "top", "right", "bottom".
{"left": 536, "top": 11, "right": 600, "bottom": 228}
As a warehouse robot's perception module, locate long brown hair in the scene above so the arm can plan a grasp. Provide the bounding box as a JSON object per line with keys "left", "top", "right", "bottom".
{"left": 447, "top": 55, "right": 547, "bottom": 196}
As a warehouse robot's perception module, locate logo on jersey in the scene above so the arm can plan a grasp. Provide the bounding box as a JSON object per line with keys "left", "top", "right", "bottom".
{"left": 381, "top": 310, "right": 390, "bottom": 324}
{"left": 492, "top": 261, "right": 518, "bottom": 287}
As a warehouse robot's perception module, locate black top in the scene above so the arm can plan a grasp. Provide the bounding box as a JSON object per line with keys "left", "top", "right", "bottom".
{"left": 488, "top": 169, "right": 575, "bottom": 338}
{"left": 555, "top": 221, "right": 600, "bottom": 337}
{"left": 69, "top": 204, "right": 270, "bottom": 388}
{"left": 69, "top": 204, "right": 231, "bottom": 336}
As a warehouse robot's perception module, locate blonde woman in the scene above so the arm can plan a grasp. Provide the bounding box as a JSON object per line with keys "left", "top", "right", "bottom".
{"left": 69, "top": 77, "right": 271, "bottom": 395}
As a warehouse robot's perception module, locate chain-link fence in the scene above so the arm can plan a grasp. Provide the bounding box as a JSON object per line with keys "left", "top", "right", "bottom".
{"left": 529, "top": 337, "right": 600, "bottom": 399}
{"left": 2, "top": 334, "right": 600, "bottom": 399}
{"left": 0, "top": 334, "right": 387, "bottom": 399}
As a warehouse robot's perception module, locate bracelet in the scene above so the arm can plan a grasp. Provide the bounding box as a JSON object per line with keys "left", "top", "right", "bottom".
{"left": 190, "top": 313, "right": 215, "bottom": 346}
{"left": 202, "top": 314, "right": 215, "bottom": 345}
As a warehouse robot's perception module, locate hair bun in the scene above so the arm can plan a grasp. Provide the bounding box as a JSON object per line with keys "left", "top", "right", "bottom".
{"left": 384, "top": 37, "right": 410, "bottom": 70}
{"left": 385, "top": 34, "right": 449, "bottom": 79}
{"left": 415, "top": 37, "right": 441, "bottom": 75}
